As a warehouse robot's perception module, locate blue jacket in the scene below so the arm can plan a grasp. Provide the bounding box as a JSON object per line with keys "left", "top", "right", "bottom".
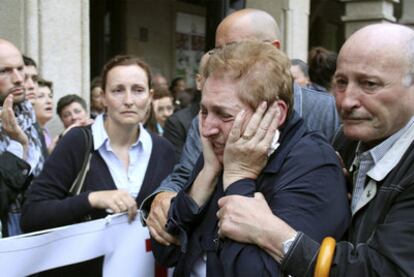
{"left": 152, "top": 112, "right": 350, "bottom": 277}
{"left": 295, "top": 83, "right": 340, "bottom": 142}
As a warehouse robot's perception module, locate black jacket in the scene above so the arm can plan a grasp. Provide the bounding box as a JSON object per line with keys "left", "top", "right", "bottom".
{"left": 163, "top": 102, "right": 199, "bottom": 161}
{"left": 0, "top": 152, "right": 31, "bottom": 237}
{"left": 282, "top": 128, "right": 414, "bottom": 276}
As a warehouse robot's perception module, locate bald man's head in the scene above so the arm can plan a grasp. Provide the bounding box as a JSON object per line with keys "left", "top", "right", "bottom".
{"left": 0, "top": 39, "right": 26, "bottom": 104}
{"left": 215, "top": 9, "right": 281, "bottom": 49}
{"left": 334, "top": 23, "right": 414, "bottom": 144}
{"left": 339, "top": 23, "right": 414, "bottom": 87}
{"left": 0, "top": 39, "right": 22, "bottom": 62}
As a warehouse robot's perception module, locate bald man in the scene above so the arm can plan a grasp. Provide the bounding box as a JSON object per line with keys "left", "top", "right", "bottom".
{"left": 0, "top": 39, "right": 45, "bottom": 237}
{"left": 143, "top": 8, "right": 340, "bottom": 246}
{"left": 217, "top": 23, "right": 414, "bottom": 276}
{"left": 215, "top": 9, "right": 339, "bottom": 139}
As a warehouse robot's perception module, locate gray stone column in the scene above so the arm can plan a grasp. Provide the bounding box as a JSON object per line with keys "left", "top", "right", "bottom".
{"left": 0, "top": 0, "right": 26, "bottom": 48}
{"left": 399, "top": 0, "right": 414, "bottom": 29}
{"left": 23, "top": 0, "right": 40, "bottom": 61}
{"left": 281, "top": 0, "right": 310, "bottom": 61}
{"left": 37, "top": 0, "right": 90, "bottom": 136}
{"left": 0, "top": 0, "right": 90, "bottom": 136}
{"left": 341, "top": 0, "right": 399, "bottom": 38}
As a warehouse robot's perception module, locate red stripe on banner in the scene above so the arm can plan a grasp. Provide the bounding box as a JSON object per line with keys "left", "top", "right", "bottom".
{"left": 147, "top": 239, "right": 168, "bottom": 277}
{"left": 155, "top": 263, "right": 168, "bottom": 277}
{"left": 146, "top": 239, "right": 152, "bottom": 252}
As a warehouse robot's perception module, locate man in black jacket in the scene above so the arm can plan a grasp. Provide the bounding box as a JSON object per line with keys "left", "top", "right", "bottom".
{"left": 216, "top": 23, "right": 414, "bottom": 276}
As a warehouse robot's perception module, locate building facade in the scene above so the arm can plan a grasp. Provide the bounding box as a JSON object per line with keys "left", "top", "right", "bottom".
{"left": 0, "top": 0, "right": 412, "bottom": 135}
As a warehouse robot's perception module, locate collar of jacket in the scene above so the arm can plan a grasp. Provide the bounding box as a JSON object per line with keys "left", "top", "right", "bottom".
{"left": 262, "top": 111, "right": 307, "bottom": 174}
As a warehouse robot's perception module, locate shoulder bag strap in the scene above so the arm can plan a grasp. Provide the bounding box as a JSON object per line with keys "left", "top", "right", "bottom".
{"left": 69, "top": 127, "right": 93, "bottom": 196}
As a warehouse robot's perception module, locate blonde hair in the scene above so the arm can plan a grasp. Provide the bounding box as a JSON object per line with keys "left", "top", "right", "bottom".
{"left": 202, "top": 40, "right": 293, "bottom": 117}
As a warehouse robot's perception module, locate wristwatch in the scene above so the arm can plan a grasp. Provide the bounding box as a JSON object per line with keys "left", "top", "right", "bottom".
{"left": 282, "top": 232, "right": 298, "bottom": 255}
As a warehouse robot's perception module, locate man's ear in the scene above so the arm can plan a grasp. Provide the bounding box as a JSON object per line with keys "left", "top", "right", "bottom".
{"left": 276, "top": 100, "right": 288, "bottom": 126}
{"left": 271, "top": 40, "right": 281, "bottom": 49}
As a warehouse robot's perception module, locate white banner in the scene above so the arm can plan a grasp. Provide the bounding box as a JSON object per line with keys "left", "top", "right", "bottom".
{"left": 0, "top": 212, "right": 160, "bottom": 276}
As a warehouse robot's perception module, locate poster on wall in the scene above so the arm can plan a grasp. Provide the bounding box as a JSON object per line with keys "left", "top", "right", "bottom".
{"left": 175, "top": 12, "right": 205, "bottom": 88}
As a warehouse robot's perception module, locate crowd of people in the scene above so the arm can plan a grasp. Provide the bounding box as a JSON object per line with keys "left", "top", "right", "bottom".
{"left": 1, "top": 7, "right": 414, "bottom": 277}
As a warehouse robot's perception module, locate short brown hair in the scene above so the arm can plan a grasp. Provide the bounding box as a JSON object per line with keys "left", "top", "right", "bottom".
{"left": 153, "top": 86, "right": 173, "bottom": 101}
{"left": 37, "top": 78, "right": 53, "bottom": 91}
{"left": 101, "top": 55, "right": 152, "bottom": 92}
{"left": 202, "top": 40, "right": 293, "bottom": 117}
{"left": 57, "top": 94, "right": 87, "bottom": 117}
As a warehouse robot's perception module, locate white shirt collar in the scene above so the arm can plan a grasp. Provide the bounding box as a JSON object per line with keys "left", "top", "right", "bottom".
{"left": 91, "top": 114, "right": 151, "bottom": 152}
{"left": 368, "top": 116, "right": 414, "bottom": 181}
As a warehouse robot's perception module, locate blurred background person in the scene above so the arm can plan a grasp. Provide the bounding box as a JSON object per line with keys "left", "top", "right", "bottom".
{"left": 151, "top": 87, "right": 174, "bottom": 135}
{"left": 33, "top": 78, "right": 54, "bottom": 153}
{"left": 90, "top": 76, "right": 105, "bottom": 119}
{"left": 290, "top": 58, "right": 310, "bottom": 88}
{"left": 22, "top": 55, "right": 39, "bottom": 105}
{"left": 307, "top": 46, "right": 337, "bottom": 93}
{"left": 56, "top": 94, "right": 90, "bottom": 130}
{"left": 152, "top": 73, "right": 169, "bottom": 91}
{"left": 143, "top": 102, "right": 158, "bottom": 134}
{"left": 22, "top": 55, "right": 49, "bottom": 159}
{"left": 170, "top": 76, "right": 193, "bottom": 110}
{"left": 163, "top": 51, "right": 207, "bottom": 159}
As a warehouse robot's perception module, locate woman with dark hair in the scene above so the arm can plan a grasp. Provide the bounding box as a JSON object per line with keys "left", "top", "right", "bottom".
{"left": 56, "top": 94, "right": 90, "bottom": 129}
{"left": 307, "top": 47, "right": 337, "bottom": 93}
{"left": 21, "top": 55, "right": 176, "bottom": 276}
{"left": 90, "top": 76, "right": 105, "bottom": 119}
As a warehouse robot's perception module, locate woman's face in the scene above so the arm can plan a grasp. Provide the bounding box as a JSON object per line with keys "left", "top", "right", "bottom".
{"left": 153, "top": 96, "right": 174, "bottom": 127}
{"left": 34, "top": 85, "right": 53, "bottom": 127}
{"left": 60, "top": 101, "right": 88, "bottom": 129}
{"left": 103, "top": 65, "right": 152, "bottom": 127}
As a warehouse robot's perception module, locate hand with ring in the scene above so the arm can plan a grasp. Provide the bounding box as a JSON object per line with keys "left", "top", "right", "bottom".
{"left": 222, "top": 101, "right": 282, "bottom": 190}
